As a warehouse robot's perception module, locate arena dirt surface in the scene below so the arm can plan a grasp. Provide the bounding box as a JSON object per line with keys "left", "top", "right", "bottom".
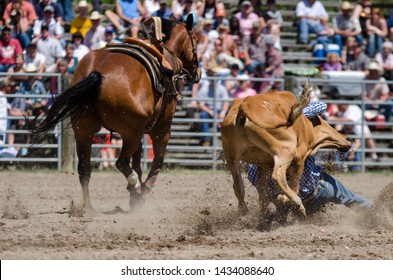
{"left": 1, "top": 170, "right": 393, "bottom": 260}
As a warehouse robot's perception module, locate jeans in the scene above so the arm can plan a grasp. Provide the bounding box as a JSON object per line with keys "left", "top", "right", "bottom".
{"left": 200, "top": 110, "right": 213, "bottom": 143}
{"left": 332, "top": 34, "right": 363, "bottom": 54}
{"left": 59, "top": 0, "right": 74, "bottom": 22}
{"left": 304, "top": 172, "right": 372, "bottom": 215}
{"left": 245, "top": 59, "right": 264, "bottom": 75}
{"left": 0, "top": 64, "right": 14, "bottom": 73}
{"left": 13, "top": 32, "right": 30, "bottom": 49}
{"left": 367, "top": 33, "right": 384, "bottom": 57}
{"left": 297, "top": 18, "right": 329, "bottom": 45}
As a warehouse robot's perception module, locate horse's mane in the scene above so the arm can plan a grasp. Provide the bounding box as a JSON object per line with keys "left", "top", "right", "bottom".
{"left": 161, "top": 14, "right": 183, "bottom": 43}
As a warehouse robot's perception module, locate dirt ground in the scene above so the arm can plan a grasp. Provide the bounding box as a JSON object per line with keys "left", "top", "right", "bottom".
{"left": 1, "top": 170, "right": 393, "bottom": 260}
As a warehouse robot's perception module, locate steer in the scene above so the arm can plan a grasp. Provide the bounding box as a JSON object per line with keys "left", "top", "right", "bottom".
{"left": 221, "top": 82, "right": 352, "bottom": 220}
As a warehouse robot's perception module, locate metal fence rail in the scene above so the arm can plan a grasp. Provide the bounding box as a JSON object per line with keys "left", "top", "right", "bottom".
{"left": 1, "top": 74, "right": 393, "bottom": 172}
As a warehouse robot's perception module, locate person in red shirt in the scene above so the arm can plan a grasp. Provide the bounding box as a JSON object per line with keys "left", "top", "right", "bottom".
{"left": 0, "top": 26, "right": 23, "bottom": 73}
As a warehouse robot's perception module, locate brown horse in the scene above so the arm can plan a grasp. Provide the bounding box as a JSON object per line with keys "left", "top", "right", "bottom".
{"left": 31, "top": 14, "right": 201, "bottom": 213}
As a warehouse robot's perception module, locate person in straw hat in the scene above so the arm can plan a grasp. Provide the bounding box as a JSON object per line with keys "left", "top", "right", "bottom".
{"left": 70, "top": 0, "right": 93, "bottom": 37}
{"left": 332, "top": 1, "right": 363, "bottom": 53}
{"left": 364, "top": 61, "right": 392, "bottom": 122}
{"left": 84, "top": 10, "right": 106, "bottom": 50}
{"left": 17, "top": 63, "right": 47, "bottom": 110}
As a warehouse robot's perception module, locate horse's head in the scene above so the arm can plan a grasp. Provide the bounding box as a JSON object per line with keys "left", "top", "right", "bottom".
{"left": 165, "top": 14, "right": 201, "bottom": 84}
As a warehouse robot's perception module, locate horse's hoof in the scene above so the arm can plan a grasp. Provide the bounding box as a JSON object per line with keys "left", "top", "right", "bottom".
{"left": 238, "top": 205, "right": 249, "bottom": 216}
{"left": 129, "top": 192, "right": 145, "bottom": 210}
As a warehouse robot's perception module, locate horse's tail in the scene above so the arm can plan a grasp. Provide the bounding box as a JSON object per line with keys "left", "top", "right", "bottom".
{"left": 30, "top": 71, "right": 104, "bottom": 142}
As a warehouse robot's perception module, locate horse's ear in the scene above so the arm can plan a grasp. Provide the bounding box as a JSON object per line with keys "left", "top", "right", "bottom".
{"left": 186, "top": 14, "right": 193, "bottom": 31}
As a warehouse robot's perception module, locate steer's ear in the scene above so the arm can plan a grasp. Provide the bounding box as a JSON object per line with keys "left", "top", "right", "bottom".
{"left": 186, "top": 14, "right": 194, "bottom": 31}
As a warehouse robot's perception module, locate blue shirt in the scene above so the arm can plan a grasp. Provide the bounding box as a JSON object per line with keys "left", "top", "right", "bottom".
{"left": 152, "top": 8, "right": 172, "bottom": 20}
{"left": 118, "top": 0, "right": 140, "bottom": 20}
{"left": 247, "top": 157, "right": 322, "bottom": 199}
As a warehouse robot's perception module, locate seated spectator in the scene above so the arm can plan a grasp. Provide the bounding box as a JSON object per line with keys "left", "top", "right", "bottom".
{"left": 365, "top": 8, "right": 388, "bottom": 58}
{"left": 235, "top": 1, "right": 261, "bottom": 39}
{"left": 152, "top": 0, "right": 172, "bottom": 20}
{"left": 242, "top": 21, "right": 267, "bottom": 74}
{"left": 332, "top": 1, "right": 363, "bottom": 53}
{"left": 263, "top": 10, "right": 281, "bottom": 51}
{"left": 194, "top": 23, "right": 209, "bottom": 66}
{"left": 214, "top": 8, "right": 228, "bottom": 29}
{"left": 0, "top": 26, "right": 23, "bottom": 73}
{"left": 213, "top": 38, "right": 244, "bottom": 72}
{"left": 178, "top": 0, "right": 198, "bottom": 25}
{"left": 232, "top": 74, "right": 257, "bottom": 98}
{"left": 261, "top": 0, "right": 283, "bottom": 28}
{"left": 94, "top": 26, "right": 122, "bottom": 50}
{"left": 18, "top": 63, "right": 48, "bottom": 112}
{"left": 196, "top": 0, "right": 225, "bottom": 23}
{"left": 49, "top": 59, "right": 73, "bottom": 96}
{"left": 84, "top": 11, "right": 106, "bottom": 51}
{"left": 199, "top": 18, "right": 219, "bottom": 66}
{"left": 7, "top": 55, "right": 26, "bottom": 84}
{"left": 264, "top": 35, "right": 284, "bottom": 90}
{"left": 329, "top": 98, "right": 379, "bottom": 161}
{"left": 9, "top": 4, "right": 31, "bottom": 49}
{"left": 24, "top": 43, "right": 46, "bottom": 75}
{"left": 217, "top": 24, "right": 240, "bottom": 62}
{"left": 60, "top": 43, "right": 78, "bottom": 75}
{"left": 144, "top": 0, "right": 160, "bottom": 18}
{"left": 353, "top": 0, "right": 372, "bottom": 39}
{"left": 3, "top": 0, "right": 37, "bottom": 27}
{"left": 105, "top": 0, "right": 145, "bottom": 38}
{"left": 224, "top": 63, "right": 241, "bottom": 97}
{"left": 35, "top": 0, "right": 64, "bottom": 25}
{"left": 32, "top": 5, "right": 64, "bottom": 47}
{"left": 321, "top": 52, "right": 342, "bottom": 71}
{"left": 250, "top": 63, "right": 269, "bottom": 93}
{"left": 229, "top": 16, "right": 241, "bottom": 38}
{"left": 364, "top": 61, "right": 392, "bottom": 122}
{"left": 343, "top": 41, "right": 371, "bottom": 72}
{"left": 71, "top": 32, "right": 90, "bottom": 62}
{"left": 70, "top": 0, "right": 93, "bottom": 37}
{"left": 388, "top": 8, "right": 393, "bottom": 42}
{"left": 197, "top": 65, "right": 229, "bottom": 146}
{"left": 36, "top": 24, "right": 63, "bottom": 72}
{"left": 295, "top": 0, "right": 329, "bottom": 46}
{"left": 375, "top": 41, "right": 393, "bottom": 91}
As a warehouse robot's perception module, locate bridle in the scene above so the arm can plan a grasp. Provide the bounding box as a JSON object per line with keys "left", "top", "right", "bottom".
{"left": 178, "top": 24, "right": 199, "bottom": 84}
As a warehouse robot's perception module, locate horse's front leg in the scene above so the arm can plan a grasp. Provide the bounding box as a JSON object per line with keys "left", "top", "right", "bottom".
{"left": 141, "top": 129, "right": 170, "bottom": 194}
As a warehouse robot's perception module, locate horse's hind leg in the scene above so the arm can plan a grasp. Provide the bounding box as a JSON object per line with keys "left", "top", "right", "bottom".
{"left": 75, "top": 138, "right": 95, "bottom": 213}
{"left": 115, "top": 136, "right": 145, "bottom": 209}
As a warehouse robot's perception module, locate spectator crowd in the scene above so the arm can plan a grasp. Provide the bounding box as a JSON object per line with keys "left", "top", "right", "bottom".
{"left": 1, "top": 0, "right": 393, "bottom": 169}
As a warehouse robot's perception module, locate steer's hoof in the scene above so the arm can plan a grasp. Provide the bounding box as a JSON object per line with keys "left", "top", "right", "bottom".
{"left": 129, "top": 192, "right": 145, "bottom": 210}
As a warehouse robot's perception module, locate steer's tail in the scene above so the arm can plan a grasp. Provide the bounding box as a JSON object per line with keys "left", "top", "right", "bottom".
{"left": 29, "top": 71, "right": 104, "bottom": 142}
{"left": 287, "top": 80, "right": 311, "bottom": 126}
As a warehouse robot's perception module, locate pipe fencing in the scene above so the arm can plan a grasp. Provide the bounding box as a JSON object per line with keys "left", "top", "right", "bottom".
{"left": 1, "top": 73, "right": 393, "bottom": 173}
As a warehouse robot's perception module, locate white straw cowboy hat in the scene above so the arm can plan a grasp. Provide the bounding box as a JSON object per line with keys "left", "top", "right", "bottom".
{"left": 367, "top": 61, "right": 383, "bottom": 75}
{"left": 23, "top": 63, "right": 38, "bottom": 73}
{"left": 89, "top": 11, "right": 104, "bottom": 21}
